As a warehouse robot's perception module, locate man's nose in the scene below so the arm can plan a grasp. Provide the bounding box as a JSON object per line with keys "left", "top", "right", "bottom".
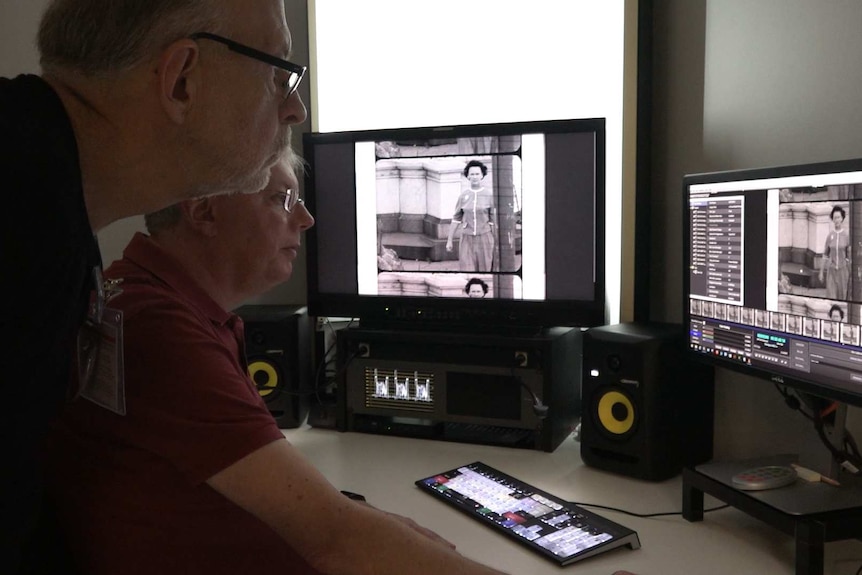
{"left": 280, "top": 91, "right": 308, "bottom": 125}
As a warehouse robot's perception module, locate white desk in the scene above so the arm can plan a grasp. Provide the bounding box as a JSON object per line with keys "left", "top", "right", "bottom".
{"left": 282, "top": 426, "right": 862, "bottom": 575}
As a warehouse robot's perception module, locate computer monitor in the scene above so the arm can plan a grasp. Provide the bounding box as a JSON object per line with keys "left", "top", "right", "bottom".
{"left": 303, "top": 118, "right": 606, "bottom": 333}
{"left": 683, "top": 158, "right": 862, "bottom": 411}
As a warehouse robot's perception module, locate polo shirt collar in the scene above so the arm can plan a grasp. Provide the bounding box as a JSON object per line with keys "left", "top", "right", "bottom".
{"left": 121, "top": 232, "right": 234, "bottom": 327}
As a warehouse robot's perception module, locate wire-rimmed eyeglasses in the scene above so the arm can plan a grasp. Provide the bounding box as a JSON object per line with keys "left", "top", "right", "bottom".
{"left": 189, "top": 32, "right": 307, "bottom": 100}
{"left": 281, "top": 189, "right": 305, "bottom": 214}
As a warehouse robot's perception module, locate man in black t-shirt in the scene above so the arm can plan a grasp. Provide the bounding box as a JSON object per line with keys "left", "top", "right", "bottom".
{"left": 1, "top": 1, "right": 308, "bottom": 572}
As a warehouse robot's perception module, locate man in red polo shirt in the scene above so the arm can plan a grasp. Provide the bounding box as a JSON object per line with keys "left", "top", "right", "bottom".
{"left": 44, "top": 154, "right": 507, "bottom": 575}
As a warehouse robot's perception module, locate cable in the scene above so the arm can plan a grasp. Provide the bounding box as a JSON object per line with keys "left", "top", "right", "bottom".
{"left": 310, "top": 317, "right": 347, "bottom": 404}
{"left": 252, "top": 317, "right": 358, "bottom": 401}
{"left": 812, "top": 407, "right": 862, "bottom": 475}
{"left": 845, "top": 431, "right": 861, "bottom": 462}
{"left": 571, "top": 501, "right": 730, "bottom": 519}
{"left": 774, "top": 384, "right": 862, "bottom": 475}
{"left": 327, "top": 346, "right": 365, "bottom": 387}
{"left": 508, "top": 365, "right": 548, "bottom": 419}
{"left": 820, "top": 400, "right": 839, "bottom": 419}
{"left": 311, "top": 317, "right": 358, "bottom": 397}
{"left": 773, "top": 383, "right": 813, "bottom": 422}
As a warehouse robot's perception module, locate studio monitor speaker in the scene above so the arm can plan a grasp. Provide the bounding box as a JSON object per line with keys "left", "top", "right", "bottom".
{"left": 580, "top": 322, "right": 714, "bottom": 480}
{"left": 237, "top": 305, "right": 311, "bottom": 429}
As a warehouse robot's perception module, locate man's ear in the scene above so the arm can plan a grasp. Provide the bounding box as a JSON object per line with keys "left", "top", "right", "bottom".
{"left": 181, "top": 198, "right": 218, "bottom": 236}
{"left": 156, "top": 39, "right": 200, "bottom": 125}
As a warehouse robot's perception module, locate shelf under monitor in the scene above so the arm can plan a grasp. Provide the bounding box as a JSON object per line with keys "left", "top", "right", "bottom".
{"left": 682, "top": 454, "right": 862, "bottom": 575}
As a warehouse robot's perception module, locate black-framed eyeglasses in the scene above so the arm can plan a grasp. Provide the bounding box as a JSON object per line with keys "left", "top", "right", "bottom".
{"left": 281, "top": 189, "right": 304, "bottom": 214}
{"left": 189, "top": 32, "right": 307, "bottom": 100}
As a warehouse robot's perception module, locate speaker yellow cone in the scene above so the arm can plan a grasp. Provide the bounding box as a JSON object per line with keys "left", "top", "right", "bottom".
{"left": 249, "top": 360, "right": 278, "bottom": 397}
{"left": 596, "top": 390, "right": 635, "bottom": 435}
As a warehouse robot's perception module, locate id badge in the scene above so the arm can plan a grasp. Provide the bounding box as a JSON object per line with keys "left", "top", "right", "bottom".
{"left": 77, "top": 307, "right": 126, "bottom": 415}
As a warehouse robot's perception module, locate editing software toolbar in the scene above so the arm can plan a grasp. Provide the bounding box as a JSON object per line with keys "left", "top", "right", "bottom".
{"left": 690, "top": 311, "right": 862, "bottom": 397}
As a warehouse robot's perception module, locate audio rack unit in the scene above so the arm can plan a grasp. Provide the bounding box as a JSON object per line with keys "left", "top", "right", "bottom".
{"left": 336, "top": 326, "right": 583, "bottom": 452}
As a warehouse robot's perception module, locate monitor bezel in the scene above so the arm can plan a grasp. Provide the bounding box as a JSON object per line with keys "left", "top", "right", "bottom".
{"left": 303, "top": 118, "right": 607, "bottom": 332}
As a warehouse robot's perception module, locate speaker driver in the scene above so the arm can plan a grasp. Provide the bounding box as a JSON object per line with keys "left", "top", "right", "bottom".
{"left": 594, "top": 389, "right": 636, "bottom": 437}
{"left": 249, "top": 359, "right": 281, "bottom": 400}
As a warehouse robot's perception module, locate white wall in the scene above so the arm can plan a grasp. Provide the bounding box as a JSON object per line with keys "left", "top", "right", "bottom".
{"left": 0, "top": 0, "right": 310, "bottom": 307}
{"left": 309, "top": 0, "right": 639, "bottom": 324}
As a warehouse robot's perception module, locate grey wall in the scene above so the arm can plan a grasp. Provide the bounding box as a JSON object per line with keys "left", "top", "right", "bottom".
{"left": 0, "top": 2, "right": 42, "bottom": 75}
{"left": 4, "top": 0, "right": 862, "bottom": 462}
{"left": 651, "top": 0, "right": 862, "bottom": 462}
{"left": 652, "top": 0, "right": 862, "bottom": 323}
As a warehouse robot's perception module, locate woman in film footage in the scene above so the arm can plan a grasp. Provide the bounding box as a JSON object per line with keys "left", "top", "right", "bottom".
{"left": 819, "top": 205, "right": 851, "bottom": 300}
{"left": 446, "top": 160, "right": 497, "bottom": 272}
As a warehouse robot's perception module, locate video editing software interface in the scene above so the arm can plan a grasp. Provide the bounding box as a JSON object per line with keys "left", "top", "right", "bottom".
{"left": 686, "top": 162, "right": 862, "bottom": 402}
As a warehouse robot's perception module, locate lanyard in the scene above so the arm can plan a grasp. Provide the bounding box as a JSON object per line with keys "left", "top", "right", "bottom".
{"left": 89, "top": 267, "right": 124, "bottom": 324}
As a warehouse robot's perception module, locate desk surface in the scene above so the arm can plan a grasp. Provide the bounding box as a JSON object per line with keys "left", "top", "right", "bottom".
{"left": 282, "top": 426, "right": 862, "bottom": 575}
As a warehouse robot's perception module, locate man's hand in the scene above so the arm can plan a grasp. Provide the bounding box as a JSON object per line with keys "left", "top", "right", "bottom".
{"left": 381, "top": 509, "right": 456, "bottom": 550}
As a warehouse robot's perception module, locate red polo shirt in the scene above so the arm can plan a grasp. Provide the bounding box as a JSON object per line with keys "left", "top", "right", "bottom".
{"left": 45, "top": 233, "right": 320, "bottom": 574}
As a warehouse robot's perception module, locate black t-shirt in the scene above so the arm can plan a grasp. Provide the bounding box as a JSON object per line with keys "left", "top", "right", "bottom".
{"left": 0, "top": 74, "right": 101, "bottom": 570}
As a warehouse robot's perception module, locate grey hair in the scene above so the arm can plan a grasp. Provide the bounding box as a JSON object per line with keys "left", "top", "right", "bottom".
{"left": 145, "top": 149, "right": 307, "bottom": 234}
{"left": 37, "top": 0, "right": 227, "bottom": 76}
{"left": 284, "top": 147, "right": 307, "bottom": 183}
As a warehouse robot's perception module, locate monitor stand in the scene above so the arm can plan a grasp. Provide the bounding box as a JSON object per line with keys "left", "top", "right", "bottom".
{"left": 683, "top": 404, "right": 862, "bottom": 575}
